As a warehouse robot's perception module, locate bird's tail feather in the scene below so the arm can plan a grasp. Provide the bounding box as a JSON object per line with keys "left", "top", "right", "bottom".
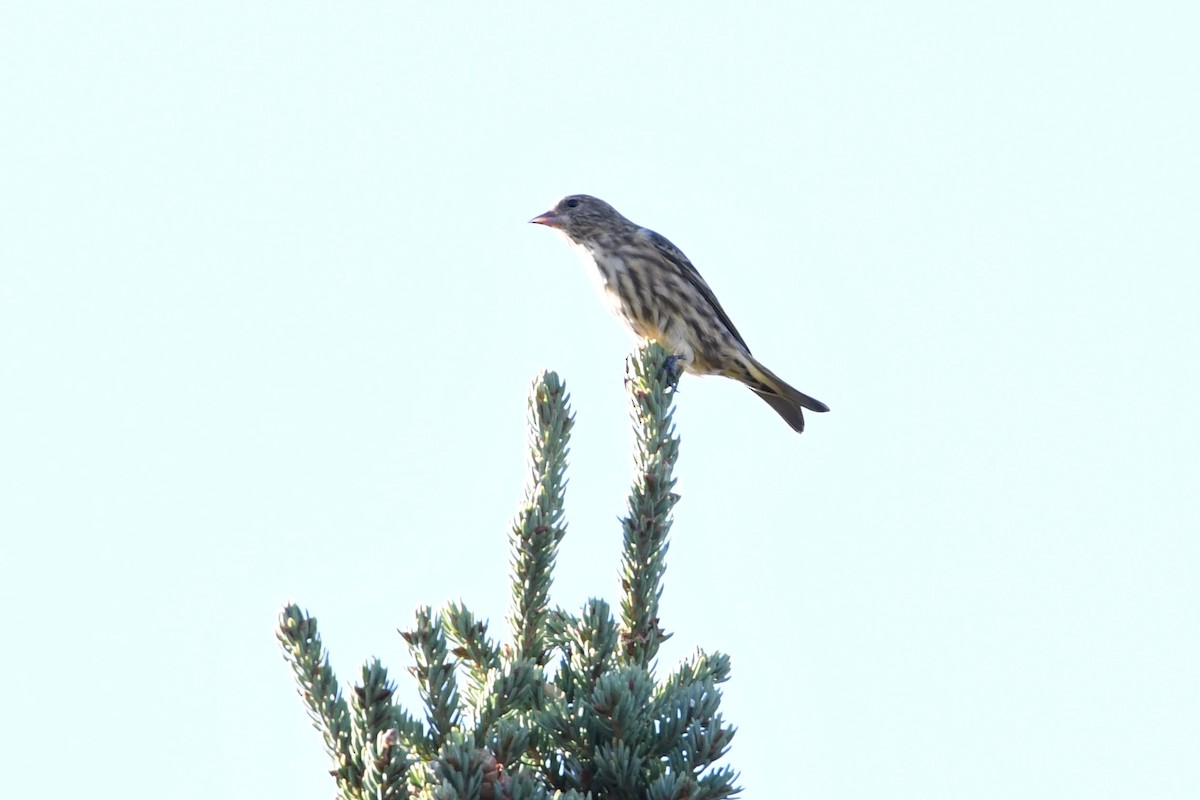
{"left": 745, "top": 359, "right": 829, "bottom": 434}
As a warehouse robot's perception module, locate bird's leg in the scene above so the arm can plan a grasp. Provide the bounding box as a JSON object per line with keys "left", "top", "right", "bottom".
{"left": 658, "top": 353, "right": 685, "bottom": 391}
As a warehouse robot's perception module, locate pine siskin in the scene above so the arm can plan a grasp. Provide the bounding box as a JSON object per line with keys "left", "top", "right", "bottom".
{"left": 530, "top": 194, "right": 829, "bottom": 433}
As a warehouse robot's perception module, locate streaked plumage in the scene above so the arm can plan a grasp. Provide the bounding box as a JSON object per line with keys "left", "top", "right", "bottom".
{"left": 530, "top": 194, "right": 829, "bottom": 433}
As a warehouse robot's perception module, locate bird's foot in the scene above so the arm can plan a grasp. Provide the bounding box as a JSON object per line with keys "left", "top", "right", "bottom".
{"left": 658, "top": 354, "right": 685, "bottom": 391}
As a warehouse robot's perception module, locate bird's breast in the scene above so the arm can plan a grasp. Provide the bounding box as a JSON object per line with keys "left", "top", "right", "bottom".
{"left": 579, "top": 242, "right": 626, "bottom": 286}
{"left": 575, "top": 243, "right": 700, "bottom": 365}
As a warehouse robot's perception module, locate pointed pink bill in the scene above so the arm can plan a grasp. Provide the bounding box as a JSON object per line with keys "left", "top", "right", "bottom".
{"left": 528, "top": 209, "right": 561, "bottom": 227}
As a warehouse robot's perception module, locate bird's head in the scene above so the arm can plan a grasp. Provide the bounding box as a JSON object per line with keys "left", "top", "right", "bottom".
{"left": 529, "top": 194, "right": 627, "bottom": 244}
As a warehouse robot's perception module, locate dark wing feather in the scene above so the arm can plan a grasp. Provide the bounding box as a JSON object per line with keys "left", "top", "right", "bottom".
{"left": 640, "top": 228, "right": 751, "bottom": 351}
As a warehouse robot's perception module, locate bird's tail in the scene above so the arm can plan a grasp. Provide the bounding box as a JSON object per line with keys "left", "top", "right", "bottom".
{"left": 744, "top": 358, "right": 830, "bottom": 434}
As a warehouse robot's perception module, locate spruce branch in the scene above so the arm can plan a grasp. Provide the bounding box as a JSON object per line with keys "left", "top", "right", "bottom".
{"left": 352, "top": 660, "right": 410, "bottom": 800}
{"left": 386, "top": 704, "right": 431, "bottom": 760}
{"left": 619, "top": 343, "right": 680, "bottom": 667}
{"left": 443, "top": 600, "right": 502, "bottom": 709}
{"left": 509, "top": 370, "right": 573, "bottom": 667}
{"left": 472, "top": 657, "right": 539, "bottom": 745}
{"left": 548, "top": 599, "right": 620, "bottom": 705}
{"left": 427, "top": 734, "right": 486, "bottom": 800}
{"left": 401, "top": 606, "right": 462, "bottom": 751}
{"left": 276, "top": 604, "right": 362, "bottom": 799}
{"left": 663, "top": 649, "right": 733, "bottom": 689}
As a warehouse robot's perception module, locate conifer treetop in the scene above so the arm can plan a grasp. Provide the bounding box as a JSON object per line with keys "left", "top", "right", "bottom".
{"left": 278, "top": 344, "right": 740, "bottom": 800}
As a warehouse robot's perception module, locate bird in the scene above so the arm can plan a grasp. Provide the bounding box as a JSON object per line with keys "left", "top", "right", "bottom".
{"left": 529, "top": 194, "right": 829, "bottom": 433}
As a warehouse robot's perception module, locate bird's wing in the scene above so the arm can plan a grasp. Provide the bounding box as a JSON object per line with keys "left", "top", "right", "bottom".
{"left": 642, "top": 228, "right": 751, "bottom": 351}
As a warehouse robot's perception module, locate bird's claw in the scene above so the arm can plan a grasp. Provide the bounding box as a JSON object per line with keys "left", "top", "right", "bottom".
{"left": 658, "top": 354, "right": 685, "bottom": 391}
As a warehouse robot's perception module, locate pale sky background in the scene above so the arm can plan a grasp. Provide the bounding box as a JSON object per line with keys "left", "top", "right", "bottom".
{"left": 2, "top": 4, "right": 1197, "bottom": 798}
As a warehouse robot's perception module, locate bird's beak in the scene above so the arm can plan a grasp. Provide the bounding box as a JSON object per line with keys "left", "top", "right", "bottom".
{"left": 529, "top": 209, "right": 561, "bottom": 228}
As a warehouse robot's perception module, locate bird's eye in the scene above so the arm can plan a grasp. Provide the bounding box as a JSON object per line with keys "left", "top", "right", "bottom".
{"left": 565, "top": 198, "right": 580, "bottom": 209}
